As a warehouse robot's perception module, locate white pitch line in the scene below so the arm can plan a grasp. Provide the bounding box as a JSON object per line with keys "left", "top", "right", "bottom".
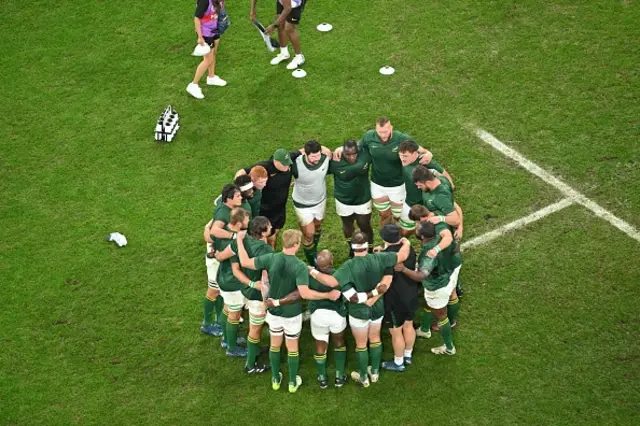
{"left": 461, "top": 198, "right": 574, "bottom": 251}
{"left": 474, "top": 128, "right": 640, "bottom": 243}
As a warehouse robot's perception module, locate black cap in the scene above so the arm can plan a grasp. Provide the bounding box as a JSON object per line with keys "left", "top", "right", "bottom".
{"left": 379, "top": 224, "right": 401, "bottom": 244}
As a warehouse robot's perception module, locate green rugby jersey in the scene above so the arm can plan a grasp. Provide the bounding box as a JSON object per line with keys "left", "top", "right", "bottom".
{"left": 360, "top": 129, "right": 412, "bottom": 187}
{"left": 308, "top": 268, "right": 347, "bottom": 317}
{"left": 334, "top": 252, "right": 397, "bottom": 320}
{"left": 417, "top": 237, "right": 458, "bottom": 291}
{"left": 230, "top": 236, "right": 273, "bottom": 301}
{"left": 422, "top": 176, "right": 455, "bottom": 215}
{"left": 247, "top": 189, "right": 262, "bottom": 218}
{"left": 254, "top": 252, "right": 308, "bottom": 318}
{"left": 328, "top": 150, "right": 371, "bottom": 206}
{"left": 403, "top": 157, "right": 445, "bottom": 206}
{"left": 215, "top": 226, "right": 244, "bottom": 292}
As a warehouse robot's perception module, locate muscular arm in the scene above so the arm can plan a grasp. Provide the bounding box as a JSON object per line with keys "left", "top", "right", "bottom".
{"left": 203, "top": 220, "right": 214, "bottom": 244}
{"left": 454, "top": 202, "right": 464, "bottom": 239}
{"left": 396, "top": 239, "right": 411, "bottom": 264}
{"left": 444, "top": 211, "right": 461, "bottom": 227}
{"left": 417, "top": 146, "right": 433, "bottom": 164}
{"left": 310, "top": 270, "right": 339, "bottom": 288}
{"left": 214, "top": 245, "right": 235, "bottom": 262}
{"left": 298, "top": 285, "right": 333, "bottom": 301}
{"left": 231, "top": 262, "right": 252, "bottom": 285}
{"left": 274, "top": 289, "right": 301, "bottom": 306}
{"left": 210, "top": 220, "right": 236, "bottom": 240}
{"left": 442, "top": 170, "right": 455, "bottom": 190}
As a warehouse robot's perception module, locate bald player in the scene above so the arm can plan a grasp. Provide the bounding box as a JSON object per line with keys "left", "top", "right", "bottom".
{"left": 308, "top": 250, "right": 349, "bottom": 388}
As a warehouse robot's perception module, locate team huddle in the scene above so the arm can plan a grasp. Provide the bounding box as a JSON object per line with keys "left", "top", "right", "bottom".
{"left": 201, "top": 116, "right": 464, "bottom": 392}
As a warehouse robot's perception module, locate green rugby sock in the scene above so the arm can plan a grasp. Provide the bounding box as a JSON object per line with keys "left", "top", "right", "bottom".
{"left": 356, "top": 347, "right": 368, "bottom": 378}
{"left": 334, "top": 345, "right": 346, "bottom": 378}
{"left": 214, "top": 297, "right": 224, "bottom": 325}
{"left": 246, "top": 336, "right": 260, "bottom": 368}
{"left": 447, "top": 297, "right": 460, "bottom": 325}
{"left": 203, "top": 297, "right": 216, "bottom": 326}
{"left": 314, "top": 352, "right": 327, "bottom": 378}
{"left": 438, "top": 318, "right": 454, "bottom": 350}
{"left": 226, "top": 318, "right": 239, "bottom": 351}
{"left": 220, "top": 310, "right": 228, "bottom": 343}
{"left": 369, "top": 341, "right": 382, "bottom": 374}
{"left": 288, "top": 351, "right": 300, "bottom": 384}
{"left": 269, "top": 347, "right": 281, "bottom": 380}
{"left": 421, "top": 308, "right": 434, "bottom": 332}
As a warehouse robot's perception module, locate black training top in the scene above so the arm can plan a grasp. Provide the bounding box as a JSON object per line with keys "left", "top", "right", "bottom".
{"left": 244, "top": 151, "right": 300, "bottom": 213}
{"left": 383, "top": 244, "right": 419, "bottom": 312}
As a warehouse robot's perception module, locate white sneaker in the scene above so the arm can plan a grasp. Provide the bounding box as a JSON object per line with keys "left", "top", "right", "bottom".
{"left": 206, "top": 75, "right": 227, "bottom": 86}
{"left": 186, "top": 83, "right": 204, "bottom": 99}
{"left": 350, "top": 371, "right": 370, "bottom": 388}
{"left": 286, "top": 54, "right": 305, "bottom": 70}
{"left": 416, "top": 329, "right": 432, "bottom": 339}
{"left": 367, "top": 366, "right": 379, "bottom": 383}
{"left": 270, "top": 51, "right": 291, "bottom": 65}
{"left": 431, "top": 344, "right": 456, "bottom": 356}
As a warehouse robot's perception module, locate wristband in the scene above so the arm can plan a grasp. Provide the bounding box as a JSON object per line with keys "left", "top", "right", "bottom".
{"left": 231, "top": 232, "right": 237, "bottom": 240}
{"left": 438, "top": 215, "right": 445, "bottom": 223}
{"left": 434, "top": 246, "right": 441, "bottom": 254}
{"left": 371, "top": 289, "right": 379, "bottom": 297}
{"left": 357, "top": 293, "right": 367, "bottom": 304}
{"left": 272, "top": 299, "right": 280, "bottom": 307}
{"left": 310, "top": 268, "right": 319, "bottom": 279}
{"left": 249, "top": 281, "right": 255, "bottom": 288}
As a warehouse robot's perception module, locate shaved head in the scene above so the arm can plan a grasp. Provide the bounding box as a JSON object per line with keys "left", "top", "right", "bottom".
{"left": 316, "top": 250, "right": 333, "bottom": 270}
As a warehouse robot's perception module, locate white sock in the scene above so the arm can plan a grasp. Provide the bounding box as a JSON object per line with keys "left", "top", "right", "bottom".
{"left": 394, "top": 356, "right": 404, "bottom": 366}
{"left": 404, "top": 349, "right": 413, "bottom": 358}
{"left": 280, "top": 47, "right": 288, "bottom": 55}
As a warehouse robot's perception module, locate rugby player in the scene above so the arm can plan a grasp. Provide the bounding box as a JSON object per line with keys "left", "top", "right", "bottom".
{"left": 312, "top": 232, "right": 411, "bottom": 387}
{"left": 292, "top": 140, "right": 331, "bottom": 265}
{"left": 409, "top": 204, "right": 463, "bottom": 335}
{"left": 396, "top": 222, "right": 462, "bottom": 355}
{"left": 236, "top": 148, "right": 301, "bottom": 248}
{"left": 334, "top": 117, "right": 434, "bottom": 227}
{"left": 250, "top": 0, "right": 307, "bottom": 70}
{"left": 398, "top": 140, "right": 454, "bottom": 235}
{"left": 237, "top": 229, "right": 340, "bottom": 393}
{"left": 412, "top": 165, "right": 461, "bottom": 228}
{"left": 200, "top": 184, "right": 244, "bottom": 337}
{"left": 328, "top": 140, "right": 373, "bottom": 257}
{"left": 215, "top": 216, "right": 274, "bottom": 372}
{"left": 212, "top": 207, "right": 252, "bottom": 357}
{"left": 247, "top": 165, "right": 268, "bottom": 217}
{"left": 306, "top": 250, "right": 348, "bottom": 388}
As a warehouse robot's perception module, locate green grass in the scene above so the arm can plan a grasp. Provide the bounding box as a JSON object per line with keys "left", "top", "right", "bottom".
{"left": 1, "top": 0, "right": 639, "bottom": 424}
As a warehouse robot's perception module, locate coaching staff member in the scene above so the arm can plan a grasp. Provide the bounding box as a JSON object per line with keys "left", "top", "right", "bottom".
{"left": 236, "top": 148, "right": 300, "bottom": 248}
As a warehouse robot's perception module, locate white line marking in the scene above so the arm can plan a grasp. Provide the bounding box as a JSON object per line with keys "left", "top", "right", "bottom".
{"left": 474, "top": 128, "right": 640, "bottom": 243}
{"left": 461, "top": 198, "right": 574, "bottom": 251}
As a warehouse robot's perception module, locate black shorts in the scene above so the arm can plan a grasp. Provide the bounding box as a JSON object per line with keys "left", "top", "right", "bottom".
{"left": 204, "top": 35, "right": 220, "bottom": 46}
{"left": 276, "top": 0, "right": 306, "bottom": 24}
{"left": 388, "top": 310, "right": 415, "bottom": 328}
{"left": 262, "top": 207, "right": 286, "bottom": 233}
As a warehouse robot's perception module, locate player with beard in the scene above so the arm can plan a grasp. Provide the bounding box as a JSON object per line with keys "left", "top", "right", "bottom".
{"left": 333, "top": 117, "right": 434, "bottom": 228}
{"left": 396, "top": 221, "right": 462, "bottom": 356}
{"left": 292, "top": 140, "right": 331, "bottom": 265}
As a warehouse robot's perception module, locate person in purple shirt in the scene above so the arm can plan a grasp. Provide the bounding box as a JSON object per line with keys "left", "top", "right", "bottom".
{"left": 187, "top": 0, "right": 228, "bottom": 99}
